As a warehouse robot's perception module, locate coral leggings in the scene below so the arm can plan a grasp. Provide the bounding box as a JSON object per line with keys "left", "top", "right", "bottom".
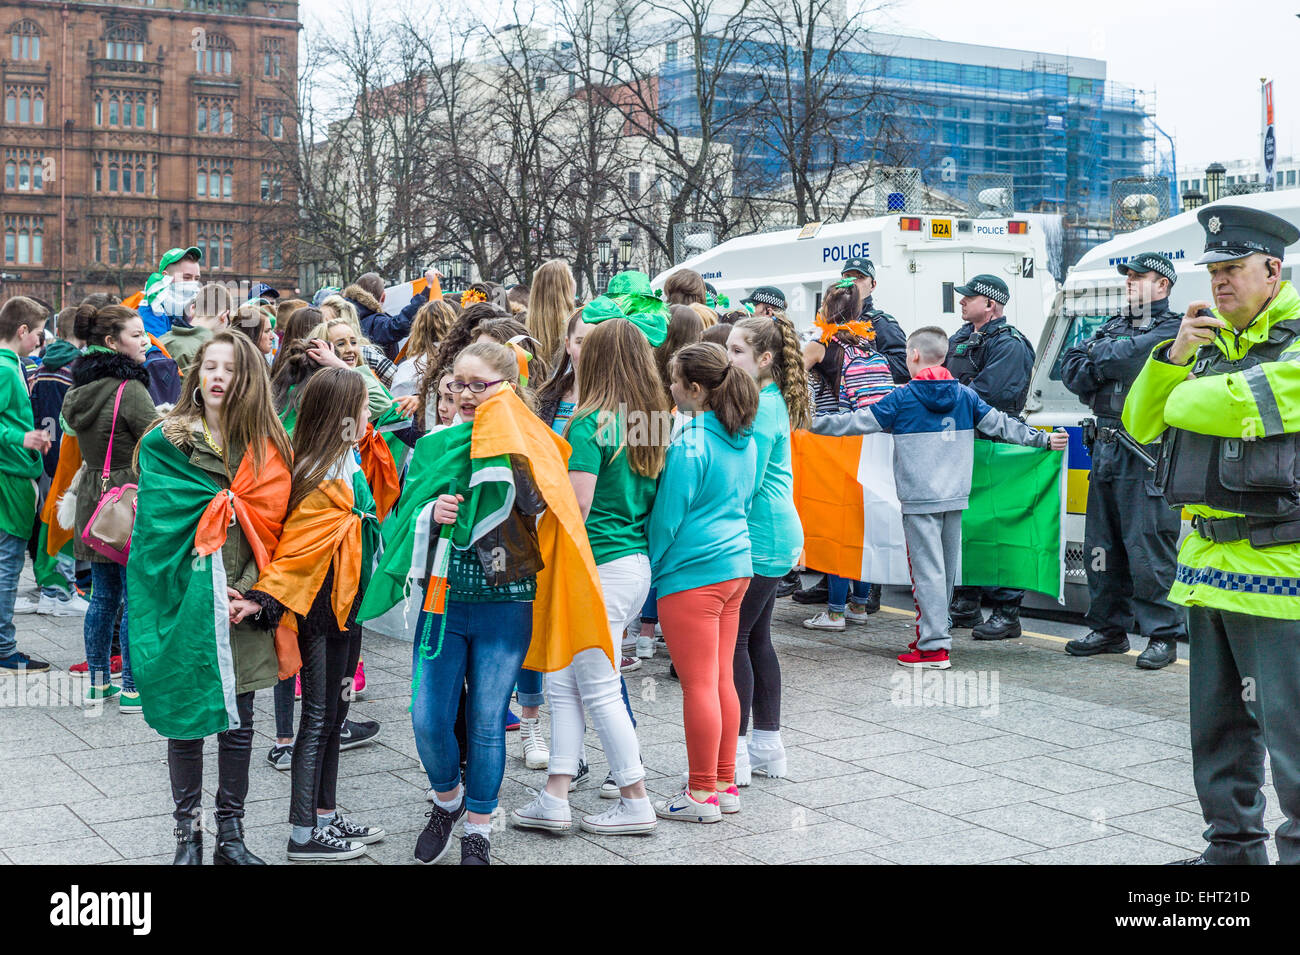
{"left": 658, "top": 578, "right": 750, "bottom": 792}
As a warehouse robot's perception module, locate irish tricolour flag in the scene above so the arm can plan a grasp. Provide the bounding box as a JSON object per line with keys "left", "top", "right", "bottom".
{"left": 791, "top": 432, "right": 1066, "bottom": 601}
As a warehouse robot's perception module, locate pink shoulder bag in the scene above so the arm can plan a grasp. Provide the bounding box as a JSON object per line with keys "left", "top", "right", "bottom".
{"left": 81, "top": 381, "right": 138, "bottom": 565}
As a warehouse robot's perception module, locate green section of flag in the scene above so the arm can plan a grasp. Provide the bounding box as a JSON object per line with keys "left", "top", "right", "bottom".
{"left": 127, "top": 428, "right": 235, "bottom": 740}
{"left": 961, "top": 441, "right": 1065, "bottom": 600}
{"left": 357, "top": 422, "right": 512, "bottom": 622}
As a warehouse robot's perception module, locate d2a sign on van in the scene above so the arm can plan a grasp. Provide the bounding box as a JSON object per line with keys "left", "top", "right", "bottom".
{"left": 822, "top": 242, "right": 871, "bottom": 263}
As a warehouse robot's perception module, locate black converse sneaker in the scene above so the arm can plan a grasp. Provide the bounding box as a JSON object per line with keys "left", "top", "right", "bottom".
{"left": 568, "top": 759, "right": 590, "bottom": 792}
{"left": 287, "top": 826, "right": 367, "bottom": 862}
{"left": 327, "top": 813, "right": 386, "bottom": 845}
{"left": 460, "top": 832, "right": 491, "bottom": 865}
{"left": 414, "top": 801, "right": 465, "bottom": 864}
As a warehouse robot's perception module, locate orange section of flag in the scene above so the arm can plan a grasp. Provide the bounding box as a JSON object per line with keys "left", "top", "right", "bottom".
{"left": 357, "top": 423, "right": 400, "bottom": 521}
{"left": 471, "top": 388, "right": 613, "bottom": 672}
{"left": 790, "top": 430, "right": 866, "bottom": 580}
{"left": 122, "top": 290, "right": 144, "bottom": 310}
{"left": 42, "top": 433, "right": 81, "bottom": 554}
{"left": 194, "top": 441, "right": 291, "bottom": 573}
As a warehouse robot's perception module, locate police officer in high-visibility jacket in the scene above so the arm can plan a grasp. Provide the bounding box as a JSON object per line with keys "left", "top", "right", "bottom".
{"left": 1059, "top": 253, "right": 1186, "bottom": 669}
{"left": 1123, "top": 205, "right": 1300, "bottom": 865}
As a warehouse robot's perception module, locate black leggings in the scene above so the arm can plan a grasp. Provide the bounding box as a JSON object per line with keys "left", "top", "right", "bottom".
{"left": 290, "top": 577, "right": 363, "bottom": 828}
{"left": 168, "top": 691, "right": 255, "bottom": 823}
{"left": 733, "top": 574, "right": 782, "bottom": 735}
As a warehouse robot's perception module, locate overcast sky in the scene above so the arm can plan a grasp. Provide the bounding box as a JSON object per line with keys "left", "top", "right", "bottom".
{"left": 306, "top": 0, "right": 1298, "bottom": 174}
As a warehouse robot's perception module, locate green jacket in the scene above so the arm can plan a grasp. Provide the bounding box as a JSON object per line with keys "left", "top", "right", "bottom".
{"left": 1123, "top": 280, "right": 1300, "bottom": 618}
{"left": 159, "top": 324, "right": 212, "bottom": 378}
{"left": 0, "top": 348, "right": 41, "bottom": 539}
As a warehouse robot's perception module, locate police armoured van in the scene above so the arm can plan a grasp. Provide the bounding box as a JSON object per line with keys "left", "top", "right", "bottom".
{"left": 1025, "top": 190, "right": 1300, "bottom": 612}
{"left": 653, "top": 212, "right": 1060, "bottom": 344}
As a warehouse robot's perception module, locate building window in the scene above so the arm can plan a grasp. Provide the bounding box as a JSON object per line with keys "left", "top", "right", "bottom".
{"left": 94, "top": 151, "right": 155, "bottom": 196}
{"left": 4, "top": 149, "right": 45, "bottom": 193}
{"left": 95, "top": 90, "right": 155, "bottom": 130}
{"left": 628, "top": 171, "right": 640, "bottom": 196}
{"left": 260, "top": 243, "right": 283, "bottom": 270}
{"left": 93, "top": 217, "right": 156, "bottom": 266}
{"left": 261, "top": 37, "right": 283, "bottom": 78}
{"left": 196, "top": 222, "right": 234, "bottom": 270}
{"left": 197, "top": 95, "right": 235, "bottom": 135}
{"left": 197, "top": 157, "right": 234, "bottom": 200}
{"left": 1289, "top": 170, "right": 1297, "bottom": 186}
{"left": 9, "top": 20, "right": 41, "bottom": 61}
{"left": 4, "top": 85, "right": 45, "bottom": 126}
{"left": 196, "top": 33, "right": 233, "bottom": 74}
{"left": 105, "top": 24, "right": 146, "bottom": 62}
{"left": 260, "top": 162, "right": 283, "bottom": 202}
{"left": 259, "top": 102, "right": 284, "bottom": 139}
{"left": 3, "top": 214, "right": 43, "bottom": 265}
{"left": 666, "top": 40, "right": 677, "bottom": 62}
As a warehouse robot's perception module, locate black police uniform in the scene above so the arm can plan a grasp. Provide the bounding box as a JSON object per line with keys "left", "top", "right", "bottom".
{"left": 1059, "top": 296, "right": 1187, "bottom": 667}
{"left": 946, "top": 315, "right": 1036, "bottom": 630}
{"left": 857, "top": 296, "right": 909, "bottom": 384}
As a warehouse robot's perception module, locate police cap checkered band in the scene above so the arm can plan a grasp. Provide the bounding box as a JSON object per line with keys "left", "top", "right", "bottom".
{"left": 1117, "top": 252, "right": 1177, "bottom": 285}
{"left": 741, "top": 285, "right": 787, "bottom": 310}
{"left": 953, "top": 273, "right": 1009, "bottom": 305}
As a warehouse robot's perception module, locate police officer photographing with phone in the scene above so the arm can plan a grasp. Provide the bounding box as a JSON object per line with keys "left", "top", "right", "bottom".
{"left": 945, "top": 274, "right": 1036, "bottom": 640}
{"left": 1124, "top": 205, "right": 1300, "bottom": 865}
{"left": 1059, "top": 253, "right": 1186, "bottom": 670}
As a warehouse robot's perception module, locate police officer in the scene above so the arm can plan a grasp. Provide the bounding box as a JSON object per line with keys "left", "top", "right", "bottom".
{"left": 842, "top": 257, "right": 909, "bottom": 384}
{"left": 945, "top": 274, "right": 1036, "bottom": 639}
{"left": 1058, "top": 253, "right": 1186, "bottom": 669}
{"left": 1124, "top": 205, "right": 1300, "bottom": 865}
{"left": 742, "top": 285, "right": 787, "bottom": 318}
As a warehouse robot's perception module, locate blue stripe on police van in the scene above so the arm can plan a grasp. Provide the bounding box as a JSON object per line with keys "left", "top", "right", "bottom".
{"left": 1176, "top": 564, "right": 1300, "bottom": 596}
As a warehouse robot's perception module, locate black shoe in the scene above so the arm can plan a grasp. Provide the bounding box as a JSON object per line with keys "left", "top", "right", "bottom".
{"left": 972, "top": 607, "right": 1021, "bottom": 641}
{"left": 775, "top": 570, "right": 802, "bottom": 599}
{"left": 460, "top": 832, "right": 491, "bottom": 865}
{"left": 948, "top": 599, "right": 983, "bottom": 629}
{"left": 338, "top": 717, "right": 381, "bottom": 751}
{"left": 415, "top": 800, "right": 465, "bottom": 864}
{"left": 172, "top": 818, "right": 202, "bottom": 866}
{"left": 1065, "top": 630, "right": 1130, "bottom": 656}
{"left": 858, "top": 583, "right": 882, "bottom": 614}
{"left": 327, "top": 812, "right": 386, "bottom": 845}
{"left": 790, "top": 579, "right": 829, "bottom": 604}
{"left": 668, "top": 662, "right": 678, "bottom": 681}
{"left": 568, "top": 758, "right": 590, "bottom": 792}
{"left": 213, "top": 818, "right": 266, "bottom": 865}
{"left": 266, "top": 743, "right": 293, "bottom": 770}
{"left": 1136, "top": 637, "right": 1177, "bottom": 670}
{"left": 287, "top": 826, "right": 367, "bottom": 862}
{"left": 1166, "top": 854, "right": 1209, "bottom": 865}
{"left": 0, "top": 651, "right": 50, "bottom": 673}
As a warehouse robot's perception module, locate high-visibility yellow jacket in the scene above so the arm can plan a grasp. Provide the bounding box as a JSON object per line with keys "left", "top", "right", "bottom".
{"left": 1123, "top": 280, "right": 1300, "bottom": 619}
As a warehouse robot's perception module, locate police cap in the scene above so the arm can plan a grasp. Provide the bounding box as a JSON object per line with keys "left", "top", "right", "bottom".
{"left": 841, "top": 257, "right": 875, "bottom": 280}
{"left": 1117, "top": 252, "right": 1177, "bottom": 285}
{"left": 954, "top": 273, "right": 1009, "bottom": 306}
{"left": 741, "top": 285, "right": 786, "bottom": 310}
{"left": 1196, "top": 204, "right": 1300, "bottom": 265}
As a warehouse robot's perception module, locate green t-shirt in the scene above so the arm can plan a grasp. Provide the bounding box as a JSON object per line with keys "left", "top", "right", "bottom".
{"left": 566, "top": 409, "right": 658, "bottom": 566}
{"left": 0, "top": 348, "right": 40, "bottom": 540}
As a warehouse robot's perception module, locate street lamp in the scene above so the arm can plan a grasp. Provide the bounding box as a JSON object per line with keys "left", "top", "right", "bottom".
{"left": 618, "top": 231, "right": 634, "bottom": 269}
{"left": 1205, "top": 162, "right": 1226, "bottom": 203}
{"left": 597, "top": 236, "right": 613, "bottom": 294}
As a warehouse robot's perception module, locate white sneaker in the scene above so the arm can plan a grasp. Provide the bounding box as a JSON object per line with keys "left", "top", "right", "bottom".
{"left": 510, "top": 793, "right": 572, "bottom": 832}
{"left": 619, "top": 654, "right": 642, "bottom": 673}
{"left": 519, "top": 716, "right": 549, "bottom": 770}
{"left": 734, "top": 739, "right": 752, "bottom": 787}
{"left": 749, "top": 740, "right": 788, "bottom": 779}
{"left": 654, "top": 787, "right": 722, "bottom": 824}
{"left": 843, "top": 603, "right": 871, "bottom": 624}
{"left": 580, "top": 799, "right": 657, "bottom": 835}
{"left": 802, "top": 611, "right": 845, "bottom": 631}
{"left": 635, "top": 634, "right": 655, "bottom": 659}
{"left": 40, "top": 592, "right": 90, "bottom": 616}
{"left": 12, "top": 595, "right": 42, "bottom": 615}
{"left": 714, "top": 783, "right": 741, "bottom": 814}
{"left": 425, "top": 787, "right": 435, "bottom": 803}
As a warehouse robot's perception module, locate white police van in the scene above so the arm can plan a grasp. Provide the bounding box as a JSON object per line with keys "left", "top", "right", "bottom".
{"left": 653, "top": 212, "right": 1060, "bottom": 343}
{"left": 1025, "top": 190, "right": 1300, "bottom": 611}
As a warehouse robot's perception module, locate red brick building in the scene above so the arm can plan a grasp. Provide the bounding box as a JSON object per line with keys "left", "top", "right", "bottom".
{"left": 0, "top": 0, "right": 299, "bottom": 307}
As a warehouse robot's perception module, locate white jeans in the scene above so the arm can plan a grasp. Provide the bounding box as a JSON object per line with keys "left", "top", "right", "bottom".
{"left": 545, "top": 554, "right": 648, "bottom": 787}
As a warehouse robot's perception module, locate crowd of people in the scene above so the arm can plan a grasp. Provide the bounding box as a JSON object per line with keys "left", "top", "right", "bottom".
{"left": 0, "top": 245, "right": 1065, "bottom": 866}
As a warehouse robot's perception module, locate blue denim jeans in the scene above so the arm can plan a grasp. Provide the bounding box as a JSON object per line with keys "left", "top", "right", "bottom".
{"left": 827, "top": 576, "right": 872, "bottom": 614}
{"left": 86, "top": 561, "right": 132, "bottom": 691}
{"left": 0, "top": 531, "right": 25, "bottom": 660}
{"left": 411, "top": 599, "right": 532, "bottom": 815}
{"left": 640, "top": 587, "right": 657, "bottom": 624}
{"left": 515, "top": 665, "right": 544, "bottom": 709}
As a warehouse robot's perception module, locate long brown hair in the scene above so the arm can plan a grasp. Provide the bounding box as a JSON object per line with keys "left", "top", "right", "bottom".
{"left": 270, "top": 306, "right": 322, "bottom": 377}
{"left": 156, "top": 330, "right": 291, "bottom": 473}
{"left": 476, "top": 316, "right": 550, "bottom": 382}
{"left": 734, "top": 315, "right": 811, "bottom": 430}
{"left": 286, "top": 368, "right": 367, "bottom": 513}
{"left": 671, "top": 342, "right": 759, "bottom": 437}
{"left": 527, "top": 259, "right": 576, "bottom": 366}
{"left": 663, "top": 268, "right": 707, "bottom": 306}
{"left": 655, "top": 304, "right": 704, "bottom": 400}
{"left": 536, "top": 308, "right": 584, "bottom": 415}
{"left": 574, "top": 319, "right": 669, "bottom": 478}
{"left": 432, "top": 302, "right": 507, "bottom": 373}
{"left": 820, "top": 283, "right": 870, "bottom": 349}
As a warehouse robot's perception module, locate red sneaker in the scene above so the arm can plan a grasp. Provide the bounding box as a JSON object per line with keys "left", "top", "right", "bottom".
{"left": 353, "top": 658, "right": 366, "bottom": 694}
{"left": 69, "top": 655, "right": 122, "bottom": 674}
{"left": 897, "top": 647, "right": 951, "bottom": 669}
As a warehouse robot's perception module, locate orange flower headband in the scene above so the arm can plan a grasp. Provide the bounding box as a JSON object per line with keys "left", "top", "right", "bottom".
{"left": 460, "top": 288, "right": 487, "bottom": 306}
{"left": 813, "top": 313, "right": 876, "bottom": 345}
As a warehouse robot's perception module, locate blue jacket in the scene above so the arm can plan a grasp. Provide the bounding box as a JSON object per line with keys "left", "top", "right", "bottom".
{"left": 811, "top": 373, "right": 1051, "bottom": 513}
{"left": 647, "top": 411, "right": 756, "bottom": 598}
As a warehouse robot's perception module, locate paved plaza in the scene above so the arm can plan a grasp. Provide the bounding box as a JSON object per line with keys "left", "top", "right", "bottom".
{"left": 0, "top": 568, "right": 1280, "bottom": 865}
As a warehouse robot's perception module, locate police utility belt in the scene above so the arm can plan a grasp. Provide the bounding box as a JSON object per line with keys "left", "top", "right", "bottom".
{"left": 1152, "top": 317, "right": 1300, "bottom": 549}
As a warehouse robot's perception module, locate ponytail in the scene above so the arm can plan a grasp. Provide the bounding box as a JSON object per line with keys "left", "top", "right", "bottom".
{"left": 735, "top": 314, "right": 811, "bottom": 430}
{"left": 672, "top": 342, "right": 759, "bottom": 437}
{"left": 73, "top": 304, "right": 137, "bottom": 349}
